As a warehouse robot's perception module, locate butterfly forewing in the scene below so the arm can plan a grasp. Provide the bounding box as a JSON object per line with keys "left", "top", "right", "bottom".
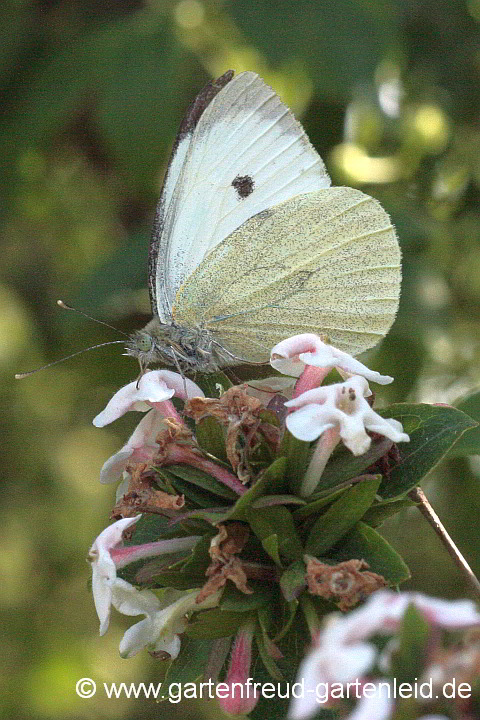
{"left": 173, "top": 187, "right": 401, "bottom": 361}
{"left": 152, "top": 71, "right": 331, "bottom": 322}
{"left": 148, "top": 70, "right": 235, "bottom": 323}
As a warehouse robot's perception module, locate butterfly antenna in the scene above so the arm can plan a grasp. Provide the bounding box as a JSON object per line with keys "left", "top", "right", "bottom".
{"left": 57, "top": 300, "right": 130, "bottom": 337}
{"left": 15, "top": 340, "right": 126, "bottom": 379}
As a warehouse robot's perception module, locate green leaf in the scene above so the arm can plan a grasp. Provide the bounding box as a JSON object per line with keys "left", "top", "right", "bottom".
{"left": 389, "top": 603, "right": 430, "bottom": 684}
{"left": 261, "top": 534, "right": 282, "bottom": 566}
{"left": 316, "top": 437, "right": 393, "bottom": 493}
{"left": 185, "top": 608, "right": 253, "bottom": 639}
{"left": 255, "top": 627, "right": 284, "bottom": 681}
{"left": 450, "top": 390, "right": 480, "bottom": 456}
{"left": 195, "top": 416, "right": 228, "bottom": 463}
{"left": 279, "top": 561, "right": 307, "bottom": 602}
{"left": 377, "top": 403, "right": 477, "bottom": 499}
{"left": 331, "top": 521, "right": 410, "bottom": 586}
{"left": 246, "top": 505, "right": 304, "bottom": 563}
{"left": 228, "top": 457, "right": 287, "bottom": 521}
{"left": 280, "top": 430, "right": 312, "bottom": 495}
{"left": 305, "top": 476, "right": 382, "bottom": 555}
{"left": 221, "top": 582, "right": 276, "bottom": 611}
{"left": 362, "top": 497, "right": 417, "bottom": 527}
{"left": 164, "top": 635, "right": 215, "bottom": 686}
{"left": 161, "top": 464, "right": 238, "bottom": 501}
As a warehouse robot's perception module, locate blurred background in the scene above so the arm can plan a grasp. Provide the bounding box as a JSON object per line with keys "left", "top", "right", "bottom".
{"left": 2, "top": 0, "right": 480, "bottom": 718}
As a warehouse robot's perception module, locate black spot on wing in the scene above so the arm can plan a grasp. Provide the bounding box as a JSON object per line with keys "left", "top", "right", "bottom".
{"left": 232, "top": 174, "right": 255, "bottom": 199}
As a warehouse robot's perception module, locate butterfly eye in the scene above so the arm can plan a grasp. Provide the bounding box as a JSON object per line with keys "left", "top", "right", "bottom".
{"left": 136, "top": 332, "right": 154, "bottom": 353}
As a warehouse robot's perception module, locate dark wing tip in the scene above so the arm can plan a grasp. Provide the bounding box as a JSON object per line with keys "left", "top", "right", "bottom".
{"left": 173, "top": 70, "right": 236, "bottom": 149}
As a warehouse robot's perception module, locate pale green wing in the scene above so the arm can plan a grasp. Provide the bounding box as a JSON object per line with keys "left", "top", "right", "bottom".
{"left": 173, "top": 186, "right": 401, "bottom": 361}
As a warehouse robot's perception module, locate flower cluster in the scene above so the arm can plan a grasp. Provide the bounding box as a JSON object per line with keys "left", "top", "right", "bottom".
{"left": 86, "top": 333, "right": 478, "bottom": 717}
{"left": 289, "top": 589, "right": 480, "bottom": 720}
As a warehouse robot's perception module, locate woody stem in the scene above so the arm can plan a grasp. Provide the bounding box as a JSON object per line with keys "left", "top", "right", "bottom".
{"left": 408, "top": 486, "right": 480, "bottom": 600}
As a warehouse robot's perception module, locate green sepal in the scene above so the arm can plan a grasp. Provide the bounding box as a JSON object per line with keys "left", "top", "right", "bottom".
{"left": 272, "top": 599, "right": 299, "bottom": 642}
{"left": 363, "top": 497, "right": 417, "bottom": 527}
{"left": 151, "top": 534, "right": 211, "bottom": 589}
{"left": 252, "top": 494, "right": 306, "bottom": 508}
{"left": 261, "top": 534, "right": 282, "bottom": 566}
{"left": 194, "top": 371, "right": 233, "bottom": 397}
{"left": 158, "top": 464, "right": 237, "bottom": 502}
{"left": 317, "top": 437, "right": 393, "bottom": 493}
{"left": 255, "top": 625, "right": 284, "bottom": 681}
{"left": 227, "top": 457, "right": 286, "bottom": 521}
{"left": 293, "top": 487, "right": 347, "bottom": 520}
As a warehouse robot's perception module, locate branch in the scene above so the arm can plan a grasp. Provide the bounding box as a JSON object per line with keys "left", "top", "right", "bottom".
{"left": 408, "top": 486, "right": 480, "bottom": 600}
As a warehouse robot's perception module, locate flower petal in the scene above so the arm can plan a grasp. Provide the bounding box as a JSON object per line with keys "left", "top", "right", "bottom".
{"left": 119, "top": 616, "right": 156, "bottom": 658}
{"left": 286, "top": 404, "right": 336, "bottom": 441}
{"left": 111, "top": 579, "right": 161, "bottom": 616}
{"left": 285, "top": 377, "right": 409, "bottom": 454}
{"left": 99, "top": 449, "right": 134, "bottom": 484}
{"left": 99, "top": 410, "right": 165, "bottom": 484}
{"left": 93, "top": 370, "right": 204, "bottom": 427}
{"left": 89, "top": 516, "right": 141, "bottom": 634}
{"left": 271, "top": 334, "right": 393, "bottom": 384}
{"left": 346, "top": 683, "right": 394, "bottom": 720}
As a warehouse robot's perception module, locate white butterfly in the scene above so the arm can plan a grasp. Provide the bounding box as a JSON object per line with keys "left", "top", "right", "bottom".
{"left": 127, "top": 70, "right": 401, "bottom": 373}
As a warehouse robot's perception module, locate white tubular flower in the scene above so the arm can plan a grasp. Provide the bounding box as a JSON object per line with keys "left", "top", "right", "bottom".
{"left": 270, "top": 334, "right": 393, "bottom": 384}
{"left": 119, "top": 589, "right": 221, "bottom": 660}
{"left": 99, "top": 408, "right": 165, "bottom": 484}
{"left": 289, "top": 589, "right": 480, "bottom": 720}
{"left": 345, "top": 684, "right": 394, "bottom": 720}
{"left": 89, "top": 517, "right": 201, "bottom": 635}
{"left": 288, "top": 614, "right": 377, "bottom": 720}
{"left": 350, "top": 589, "right": 480, "bottom": 636}
{"left": 89, "top": 516, "right": 142, "bottom": 635}
{"left": 285, "top": 376, "right": 409, "bottom": 455}
{"left": 93, "top": 369, "right": 204, "bottom": 427}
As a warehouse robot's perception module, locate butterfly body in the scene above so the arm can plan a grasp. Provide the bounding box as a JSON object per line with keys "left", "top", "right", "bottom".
{"left": 128, "top": 70, "right": 401, "bottom": 373}
{"left": 127, "top": 321, "right": 220, "bottom": 372}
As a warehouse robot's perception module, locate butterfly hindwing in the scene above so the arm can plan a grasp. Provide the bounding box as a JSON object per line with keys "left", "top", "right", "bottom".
{"left": 173, "top": 186, "right": 401, "bottom": 360}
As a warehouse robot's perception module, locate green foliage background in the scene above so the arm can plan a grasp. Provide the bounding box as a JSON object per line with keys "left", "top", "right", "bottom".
{"left": 1, "top": 0, "right": 480, "bottom": 718}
